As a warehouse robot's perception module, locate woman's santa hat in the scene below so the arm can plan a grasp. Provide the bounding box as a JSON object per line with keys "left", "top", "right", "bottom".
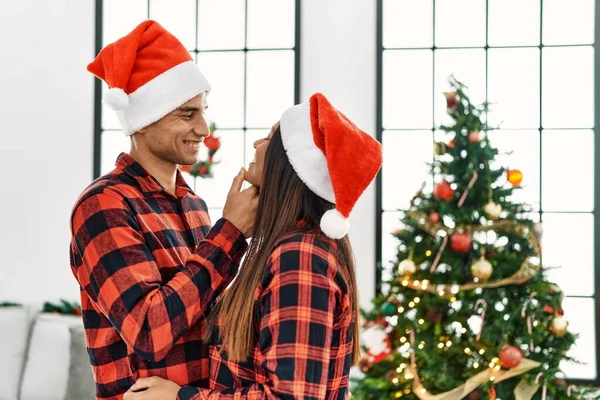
{"left": 87, "top": 20, "right": 210, "bottom": 136}
{"left": 280, "top": 93, "right": 382, "bottom": 239}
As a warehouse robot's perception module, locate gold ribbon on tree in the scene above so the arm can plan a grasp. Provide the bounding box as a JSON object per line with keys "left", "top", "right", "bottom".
{"left": 399, "top": 257, "right": 539, "bottom": 299}
{"left": 408, "top": 358, "right": 541, "bottom": 400}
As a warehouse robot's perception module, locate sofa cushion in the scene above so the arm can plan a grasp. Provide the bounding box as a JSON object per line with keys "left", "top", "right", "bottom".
{"left": 64, "top": 324, "right": 95, "bottom": 400}
{"left": 0, "top": 307, "right": 30, "bottom": 400}
{"left": 19, "top": 313, "right": 83, "bottom": 400}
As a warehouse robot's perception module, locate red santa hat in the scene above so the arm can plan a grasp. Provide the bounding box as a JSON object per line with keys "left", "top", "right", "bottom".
{"left": 280, "top": 93, "right": 382, "bottom": 239}
{"left": 87, "top": 20, "right": 210, "bottom": 136}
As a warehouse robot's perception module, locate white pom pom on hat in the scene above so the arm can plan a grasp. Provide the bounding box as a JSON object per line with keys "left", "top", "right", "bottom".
{"left": 320, "top": 209, "right": 350, "bottom": 239}
{"left": 103, "top": 87, "right": 129, "bottom": 111}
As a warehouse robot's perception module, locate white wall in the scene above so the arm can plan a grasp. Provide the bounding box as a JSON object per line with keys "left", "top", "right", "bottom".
{"left": 0, "top": 0, "right": 95, "bottom": 307}
{"left": 301, "top": 0, "right": 378, "bottom": 310}
{"left": 0, "top": 0, "right": 378, "bottom": 311}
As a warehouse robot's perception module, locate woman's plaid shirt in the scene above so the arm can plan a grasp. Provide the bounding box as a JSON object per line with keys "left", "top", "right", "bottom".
{"left": 177, "top": 231, "right": 355, "bottom": 400}
{"left": 70, "top": 153, "right": 247, "bottom": 399}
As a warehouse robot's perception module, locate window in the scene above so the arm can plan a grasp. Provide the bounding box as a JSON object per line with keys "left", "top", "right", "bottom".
{"left": 376, "top": 0, "right": 597, "bottom": 382}
{"left": 94, "top": 0, "right": 300, "bottom": 221}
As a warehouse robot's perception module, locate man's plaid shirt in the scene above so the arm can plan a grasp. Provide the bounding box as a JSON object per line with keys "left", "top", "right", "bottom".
{"left": 177, "top": 231, "right": 355, "bottom": 400}
{"left": 69, "top": 153, "right": 247, "bottom": 399}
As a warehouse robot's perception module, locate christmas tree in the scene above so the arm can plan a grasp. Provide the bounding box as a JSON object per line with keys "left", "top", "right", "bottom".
{"left": 352, "top": 77, "right": 598, "bottom": 400}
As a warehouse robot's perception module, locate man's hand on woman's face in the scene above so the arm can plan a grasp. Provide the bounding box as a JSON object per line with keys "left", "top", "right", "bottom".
{"left": 223, "top": 167, "right": 259, "bottom": 238}
{"left": 124, "top": 376, "right": 180, "bottom": 400}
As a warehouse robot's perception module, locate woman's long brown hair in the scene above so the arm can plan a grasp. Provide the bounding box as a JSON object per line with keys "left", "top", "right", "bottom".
{"left": 205, "top": 128, "right": 360, "bottom": 364}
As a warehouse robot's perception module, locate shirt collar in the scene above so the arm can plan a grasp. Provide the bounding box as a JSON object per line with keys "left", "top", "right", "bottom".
{"left": 115, "top": 153, "right": 194, "bottom": 197}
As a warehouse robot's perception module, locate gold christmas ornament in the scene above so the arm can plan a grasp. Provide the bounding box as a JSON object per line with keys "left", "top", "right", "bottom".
{"left": 471, "top": 257, "right": 493, "bottom": 281}
{"left": 399, "top": 258, "right": 417, "bottom": 275}
{"left": 549, "top": 316, "right": 568, "bottom": 337}
{"left": 483, "top": 201, "right": 502, "bottom": 220}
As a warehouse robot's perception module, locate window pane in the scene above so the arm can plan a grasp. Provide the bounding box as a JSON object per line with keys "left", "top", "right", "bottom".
{"left": 383, "top": 0, "right": 433, "bottom": 48}
{"left": 103, "top": 0, "right": 148, "bottom": 44}
{"left": 486, "top": 130, "right": 540, "bottom": 209}
{"left": 247, "top": 0, "right": 295, "bottom": 49}
{"left": 208, "top": 208, "right": 223, "bottom": 225}
{"left": 149, "top": 0, "right": 196, "bottom": 50}
{"left": 100, "top": 130, "right": 129, "bottom": 175}
{"left": 198, "top": 0, "right": 245, "bottom": 50}
{"left": 246, "top": 50, "right": 295, "bottom": 128}
{"left": 541, "top": 130, "right": 594, "bottom": 212}
{"left": 488, "top": 0, "right": 540, "bottom": 46}
{"left": 560, "top": 297, "right": 597, "bottom": 380}
{"left": 488, "top": 48, "right": 540, "bottom": 129}
{"left": 382, "top": 211, "right": 404, "bottom": 283}
{"left": 542, "top": 47, "right": 594, "bottom": 129}
{"left": 194, "top": 130, "right": 245, "bottom": 208}
{"left": 434, "top": 49, "right": 486, "bottom": 128}
{"left": 542, "top": 213, "right": 594, "bottom": 297}
{"left": 382, "top": 130, "right": 432, "bottom": 211}
{"left": 435, "top": 0, "right": 485, "bottom": 47}
{"left": 383, "top": 50, "right": 433, "bottom": 129}
{"left": 197, "top": 52, "right": 245, "bottom": 128}
{"left": 543, "top": 0, "right": 595, "bottom": 45}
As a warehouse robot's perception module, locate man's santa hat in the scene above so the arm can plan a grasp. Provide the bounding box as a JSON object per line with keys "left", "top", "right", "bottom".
{"left": 87, "top": 20, "right": 210, "bottom": 136}
{"left": 280, "top": 93, "right": 382, "bottom": 239}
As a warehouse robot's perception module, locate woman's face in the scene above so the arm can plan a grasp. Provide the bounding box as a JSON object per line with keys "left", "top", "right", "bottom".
{"left": 245, "top": 122, "right": 279, "bottom": 187}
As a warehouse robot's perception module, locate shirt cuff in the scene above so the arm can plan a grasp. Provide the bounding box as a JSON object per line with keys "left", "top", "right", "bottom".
{"left": 206, "top": 218, "right": 248, "bottom": 262}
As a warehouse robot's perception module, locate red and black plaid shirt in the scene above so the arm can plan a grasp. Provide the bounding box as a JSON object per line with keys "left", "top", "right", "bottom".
{"left": 70, "top": 153, "right": 247, "bottom": 400}
{"left": 177, "top": 231, "right": 355, "bottom": 400}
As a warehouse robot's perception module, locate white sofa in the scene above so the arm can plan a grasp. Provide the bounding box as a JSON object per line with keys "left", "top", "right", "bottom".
{"left": 0, "top": 307, "right": 95, "bottom": 400}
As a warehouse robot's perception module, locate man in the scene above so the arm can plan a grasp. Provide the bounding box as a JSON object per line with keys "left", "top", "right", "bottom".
{"left": 70, "top": 20, "right": 258, "bottom": 399}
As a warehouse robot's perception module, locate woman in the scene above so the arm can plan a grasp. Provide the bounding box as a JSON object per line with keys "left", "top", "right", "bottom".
{"left": 124, "top": 93, "right": 382, "bottom": 399}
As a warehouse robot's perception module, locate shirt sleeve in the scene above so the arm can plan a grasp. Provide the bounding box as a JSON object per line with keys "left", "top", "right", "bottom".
{"left": 176, "top": 242, "right": 341, "bottom": 400}
{"left": 70, "top": 189, "right": 247, "bottom": 362}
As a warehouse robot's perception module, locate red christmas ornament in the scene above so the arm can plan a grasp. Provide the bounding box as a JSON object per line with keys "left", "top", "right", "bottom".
{"left": 203, "top": 134, "right": 221, "bottom": 151}
{"left": 444, "top": 92, "right": 459, "bottom": 113}
{"left": 198, "top": 165, "right": 209, "bottom": 175}
{"left": 450, "top": 232, "right": 472, "bottom": 253}
{"left": 544, "top": 305, "right": 555, "bottom": 314}
{"left": 468, "top": 131, "right": 480, "bottom": 143}
{"left": 467, "top": 389, "right": 482, "bottom": 400}
{"left": 434, "top": 181, "right": 454, "bottom": 201}
{"left": 499, "top": 344, "right": 523, "bottom": 369}
{"left": 488, "top": 387, "right": 497, "bottom": 400}
{"left": 428, "top": 212, "right": 440, "bottom": 224}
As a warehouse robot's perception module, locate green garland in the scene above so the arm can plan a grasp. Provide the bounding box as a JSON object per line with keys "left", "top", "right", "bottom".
{"left": 42, "top": 299, "right": 82, "bottom": 316}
